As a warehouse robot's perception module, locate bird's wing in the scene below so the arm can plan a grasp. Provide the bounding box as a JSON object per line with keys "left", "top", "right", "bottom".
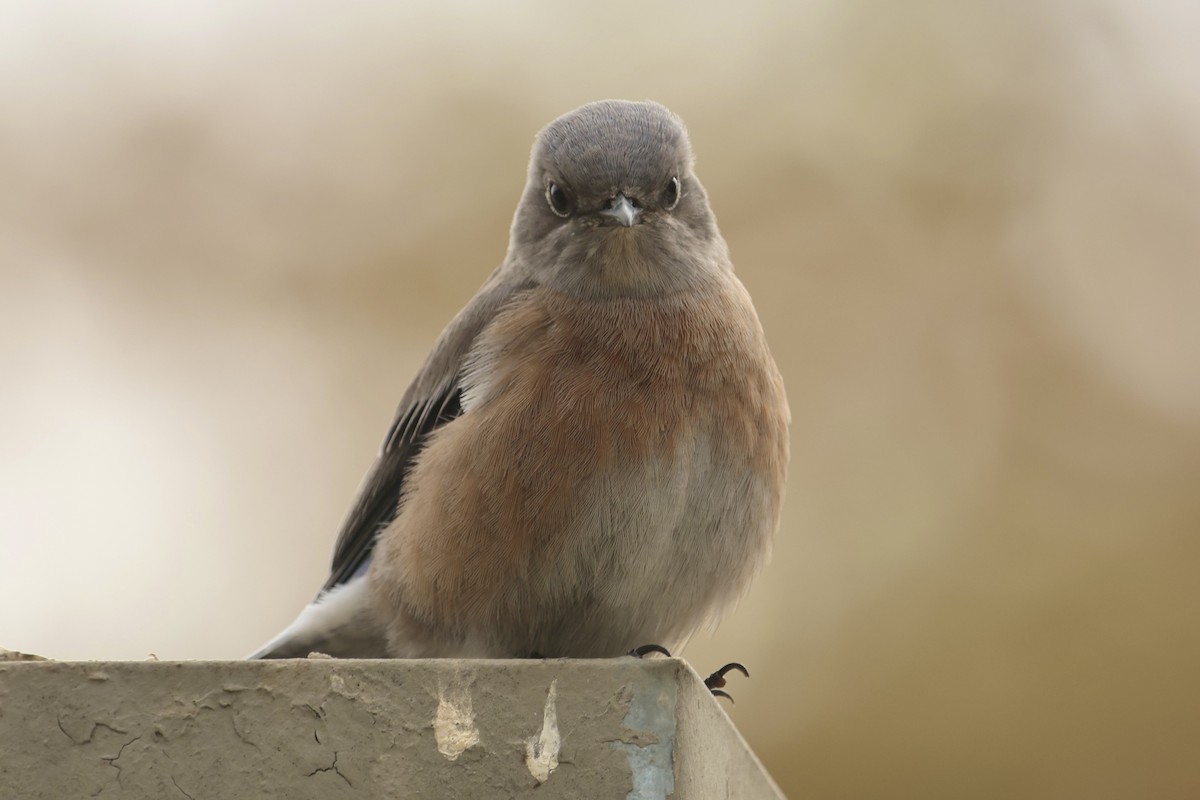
{"left": 321, "top": 267, "right": 530, "bottom": 594}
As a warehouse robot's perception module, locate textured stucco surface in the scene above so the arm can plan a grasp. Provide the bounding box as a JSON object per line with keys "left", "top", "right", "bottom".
{"left": 0, "top": 658, "right": 782, "bottom": 799}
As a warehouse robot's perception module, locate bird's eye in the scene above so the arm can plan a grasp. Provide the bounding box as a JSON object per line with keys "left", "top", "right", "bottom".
{"left": 546, "top": 181, "right": 571, "bottom": 217}
{"left": 662, "top": 176, "right": 681, "bottom": 211}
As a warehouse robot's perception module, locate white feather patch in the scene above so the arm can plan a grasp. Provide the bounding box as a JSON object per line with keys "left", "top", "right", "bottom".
{"left": 249, "top": 575, "right": 371, "bottom": 657}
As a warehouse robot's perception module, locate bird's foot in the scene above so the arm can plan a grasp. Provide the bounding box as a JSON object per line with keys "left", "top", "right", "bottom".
{"left": 628, "top": 643, "right": 672, "bottom": 659}
{"left": 703, "top": 662, "right": 749, "bottom": 704}
{"left": 627, "top": 647, "right": 748, "bottom": 702}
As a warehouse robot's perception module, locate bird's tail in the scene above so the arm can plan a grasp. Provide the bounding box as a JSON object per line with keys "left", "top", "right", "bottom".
{"left": 248, "top": 575, "right": 389, "bottom": 659}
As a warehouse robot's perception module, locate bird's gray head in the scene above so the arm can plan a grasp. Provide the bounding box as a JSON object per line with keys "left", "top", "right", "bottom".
{"left": 508, "top": 100, "right": 728, "bottom": 298}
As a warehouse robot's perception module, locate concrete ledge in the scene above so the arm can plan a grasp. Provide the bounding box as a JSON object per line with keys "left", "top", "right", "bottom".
{"left": 0, "top": 658, "right": 783, "bottom": 799}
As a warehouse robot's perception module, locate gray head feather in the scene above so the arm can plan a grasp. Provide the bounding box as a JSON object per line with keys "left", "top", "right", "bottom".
{"left": 507, "top": 100, "right": 728, "bottom": 299}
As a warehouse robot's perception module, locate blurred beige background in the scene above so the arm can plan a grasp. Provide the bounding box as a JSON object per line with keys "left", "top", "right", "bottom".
{"left": 2, "top": 1, "right": 1198, "bottom": 797}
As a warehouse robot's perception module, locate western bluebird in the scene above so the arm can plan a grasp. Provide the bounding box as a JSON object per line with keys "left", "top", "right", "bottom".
{"left": 252, "top": 100, "right": 789, "bottom": 663}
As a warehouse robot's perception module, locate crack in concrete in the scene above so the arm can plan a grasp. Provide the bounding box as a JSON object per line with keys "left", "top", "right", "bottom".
{"left": 171, "top": 775, "right": 196, "bottom": 800}
{"left": 87, "top": 734, "right": 141, "bottom": 796}
{"left": 229, "top": 710, "right": 260, "bottom": 749}
{"left": 306, "top": 750, "right": 352, "bottom": 787}
{"left": 55, "top": 717, "right": 129, "bottom": 746}
{"left": 54, "top": 714, "right": 73, "bottom": 743}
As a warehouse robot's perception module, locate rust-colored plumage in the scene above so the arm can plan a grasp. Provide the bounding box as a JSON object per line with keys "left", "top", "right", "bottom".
{"left": 252, "top": 100, "right": 789, "bottom": 661}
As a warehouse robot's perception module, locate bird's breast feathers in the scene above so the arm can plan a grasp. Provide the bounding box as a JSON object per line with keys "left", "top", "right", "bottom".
{"left": 377, "top": 276, "right": 788, "bottom": 648}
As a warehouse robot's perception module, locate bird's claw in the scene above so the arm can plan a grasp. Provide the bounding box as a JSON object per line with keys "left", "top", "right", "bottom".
{"left": 628, "top": 643, "right": 673, "bottom": 659}
{"left": 704, "top": 662, "right": 749, "bottom": 703}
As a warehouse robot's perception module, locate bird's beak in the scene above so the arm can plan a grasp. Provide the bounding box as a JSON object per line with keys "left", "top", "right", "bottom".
{"left": 598, "top": 193, "right": 641, "bottom": 227}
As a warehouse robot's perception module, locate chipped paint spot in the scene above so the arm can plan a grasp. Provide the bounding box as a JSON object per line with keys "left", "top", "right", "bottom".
{"left": 434, "top": 681, "right": 480, "bottom": 760}
{"left": 525, "top": 680, "right": 560, "bottom": 783}
{"left": 609, "top": 678, "right": 677, "bottom": 800}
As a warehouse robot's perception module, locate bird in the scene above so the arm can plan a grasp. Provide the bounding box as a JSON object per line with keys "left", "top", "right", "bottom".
{"left": 251, "top": 100, "right": 789, "bottom": 665}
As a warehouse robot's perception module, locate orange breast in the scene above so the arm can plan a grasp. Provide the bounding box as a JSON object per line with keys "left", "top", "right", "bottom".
{"left": 380, "top": 279, "right": 788, "bottom": 628}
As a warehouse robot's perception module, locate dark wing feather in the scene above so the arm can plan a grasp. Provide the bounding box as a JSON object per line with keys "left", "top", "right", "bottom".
{"left": 318, "top": 268, "right": 531, "bottom": 596}
{"left": 321, "top": 380, "right": 463, "bottom": 592}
